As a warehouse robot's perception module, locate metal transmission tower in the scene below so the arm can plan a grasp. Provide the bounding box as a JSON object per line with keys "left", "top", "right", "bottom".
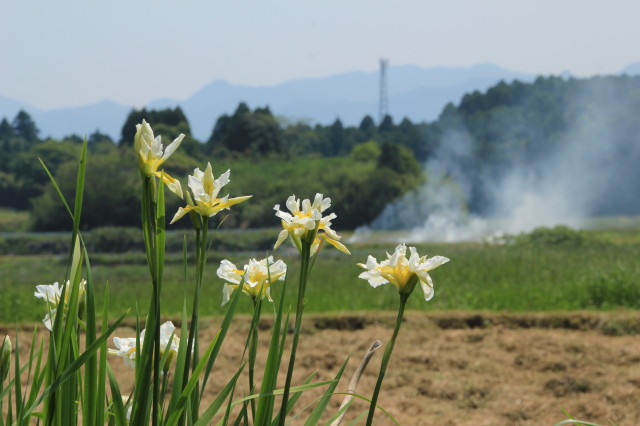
{"left": 379, "top": 59, "right": 389, "bottom": 124}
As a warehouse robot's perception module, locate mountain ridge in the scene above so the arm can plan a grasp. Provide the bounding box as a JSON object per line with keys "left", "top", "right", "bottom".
{"left": 3, "top": 62, "right": 631, "bottom": 141}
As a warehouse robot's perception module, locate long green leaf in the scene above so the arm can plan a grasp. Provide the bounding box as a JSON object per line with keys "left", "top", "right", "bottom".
{"left": 153, "top": 178, "right": 166, "bottom": 426}
{"left": 107, "top": 365, "right": 128, "bottom": 426}
{"left": 24, "top": 337, "right": 46, "bottom": 421}
{"left": 21, "top": 312, "right": 127, "bottom": 421}
{"left": 271, "top": 371, "right": 318, "bottom": 426}
{"left": 96, "top": 282, "right": 110, "bottom": 426}
{"left": 199, "top": 272, "right": 247, "bottom": 399}
{"left": 166, "top": 298, "right": 190, "bottom": 419}
{"left": 165, "top": 339, "right": 227, "bottom": 426}
{"left": 347, "top": 410, "right": 368, "bottom": 426}
{"left": 254, "top": 274, "right": 289, "bottom": 425}
{"left": 82, "top": 244, "right": 98, "bottom": 426}
{"left": 309, "top": 392, "right": 400, "bottom": 426}
{"left": 191, "top": 364, "right": 246, "bottom": 426}
{"left": 37, "top": 157, "right": 72, "bottom": 217}
{"left": 324, "top": 399, "right": 354, "bottom": 425}
{"left": 230, "top": 381, "right": 336, "bottom": 411}
{"left": 70, "top": 138, "right": 88, "bottom": 265}
{"left": 13, "top": 329, "right": 23, "bottom": 423}
{"left": 0, "top": 362, "right": 30, "bottom": 407}
{"left": 304, "top": 356, "right": 350, "bottom": 425}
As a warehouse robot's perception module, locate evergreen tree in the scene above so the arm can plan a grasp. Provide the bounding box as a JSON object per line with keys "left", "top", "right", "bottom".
{"left": 0, "top": 118, "right": 13, "bottom": 142}
{"left": 12, "top": 110, "right": 39, "bottom": 143}
{"left": 378, "top": 114, "right": 394, "bottom": 133}
{"left": 329, "top": 118, "right": 345, "bottom": 156}
{"left": 359, "top": 115, "right": 376, "bottom": 140}
{"left": 120, "top": 107, "right": 191, "bottom": 146}
{"left": 211, "top": 103, "right": 283, "bottom": 156}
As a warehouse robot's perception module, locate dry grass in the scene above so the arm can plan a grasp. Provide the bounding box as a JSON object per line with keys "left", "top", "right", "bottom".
{"left": 4, "top": 311, "right": 640, "bottom": 425}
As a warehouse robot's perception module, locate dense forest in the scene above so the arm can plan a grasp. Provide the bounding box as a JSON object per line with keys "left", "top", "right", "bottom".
{"left": 0, "top": 105, "right": 423, "bottom": 230}
{"left": 2, "top": 73, "right": 640, "bottom": 231}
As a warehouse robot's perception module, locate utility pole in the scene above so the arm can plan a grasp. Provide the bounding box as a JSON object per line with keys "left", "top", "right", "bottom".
{"left": 379, "top": 58, "right": 389, "bottom": 124}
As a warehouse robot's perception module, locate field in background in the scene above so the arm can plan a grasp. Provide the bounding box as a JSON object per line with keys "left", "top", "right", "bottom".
{"left": 0, "top": 208, "right": 30, "bottom": 233}
{"left": 2, "top": 225, "right": 640, "bottom": 324}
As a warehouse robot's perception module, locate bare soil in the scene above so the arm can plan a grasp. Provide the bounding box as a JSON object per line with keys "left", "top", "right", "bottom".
{"left": 6, "top": 311, "right": 640, "bottom": 425}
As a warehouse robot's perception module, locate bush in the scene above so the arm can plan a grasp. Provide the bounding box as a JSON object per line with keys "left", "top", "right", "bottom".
{"left": 512, "top": 225, "right": 599, "bottom": 247}
{"left": 582, "top": 267, "right": 640, "bottom": 308}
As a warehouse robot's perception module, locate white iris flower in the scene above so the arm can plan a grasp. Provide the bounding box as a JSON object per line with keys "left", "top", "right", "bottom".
{"left": 358, "top": 244, "right": 449, "bottom": 300}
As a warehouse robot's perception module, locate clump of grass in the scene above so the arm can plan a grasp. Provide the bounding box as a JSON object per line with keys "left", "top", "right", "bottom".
{"left": 580, "top": 267, "right": 640, "bottom": 309}
{"left": 510, "top": 225, "right": 604, "bottom": 248}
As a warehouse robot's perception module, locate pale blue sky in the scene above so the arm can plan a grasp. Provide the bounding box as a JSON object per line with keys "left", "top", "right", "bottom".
{"left": 2, "top": 0, "right": 639, "bottom": 109}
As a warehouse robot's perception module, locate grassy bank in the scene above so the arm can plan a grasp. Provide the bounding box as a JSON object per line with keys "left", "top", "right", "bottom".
{"left": 2, "top": 235, "right": 639, "bottom": 323}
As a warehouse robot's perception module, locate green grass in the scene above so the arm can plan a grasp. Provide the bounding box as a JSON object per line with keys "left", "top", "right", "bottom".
{"left": 0, "top": 208, "right": 30, "bottom": 233}
{"left": 2, "top": 236, "right": 640, "bottom": 323}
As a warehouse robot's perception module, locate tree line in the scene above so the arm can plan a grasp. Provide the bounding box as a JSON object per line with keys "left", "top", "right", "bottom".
{"left": 0, "top": 105, "right": 424, "bottom": 230}
{"left": 4, "top": 73, "right": 640, "bottom": 231}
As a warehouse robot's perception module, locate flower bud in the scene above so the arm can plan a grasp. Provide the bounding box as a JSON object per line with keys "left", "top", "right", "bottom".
{"left": 0, "top": 335, "right": 11, "bottom": 383}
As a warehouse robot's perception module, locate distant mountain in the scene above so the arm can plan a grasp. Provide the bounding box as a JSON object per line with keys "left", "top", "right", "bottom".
{"left": 0, "top": 97, "right": 130, "bottom": 140}
{"left": 621, "top": 62, "right": 640, "bottom": 75}
{"left": 0, "top": 63, "right": 570, "bottom": 141}
{"left": 168, "top": 63, "right": 535, "bottom": 140}
{"left": 0, "top": 95, "right": 40, "bottom": 116}
{"left": 36, "top": 101, "right": 131, "bottom": 140}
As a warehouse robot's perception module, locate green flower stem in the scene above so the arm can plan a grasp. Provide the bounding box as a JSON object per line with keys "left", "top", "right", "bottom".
{"left": 248, "top": 297, "right": 262, "bottom": 420}
{"left": 278, "top": 238, "right": 312, "bottom": 425}
{"left": 181, "top": 217, "right": 208, "bottom": 425}
{"left": 366, "top": 292, "right": 409, "bottom": 426}
{"left": 0, "top": 380, "right": 4, "bottom": 426}
{"left": 135, "top": 177, "right": 162, "bottom": 426}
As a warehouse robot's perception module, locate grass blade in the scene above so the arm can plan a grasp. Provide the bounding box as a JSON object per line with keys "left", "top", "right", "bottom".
{"left": 165, "top": 338, "right": 231, "bottom": 426}
{"left": 271, "top": 371, "right": 318, "bottom": 426}
{"left": 96, "top": 282, "right": 110, "bottom": 426}
{"left": 254, "top": 276, "right": 289, "bottom": 425}
{"left": 21, "top": 312, "right": 127, "bottom": 421}
{"left": 107, "top": 364, "right": 128, "bottom": 426}
{"left": 82, "top": 244, "right": 98, "bottom": 426}
{"left": 304, "top": 355, "right": 350, "bottom": 425}
{"left": 199, "top": 272, "right": 247, "bottom": 399}
{"left": 191, "top": 364, "right": 246, "bottom": 426}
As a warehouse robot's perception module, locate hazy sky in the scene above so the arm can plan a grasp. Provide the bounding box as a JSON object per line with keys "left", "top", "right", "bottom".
{"left": 2, "top": 0, "right": 639, "bottom": 109}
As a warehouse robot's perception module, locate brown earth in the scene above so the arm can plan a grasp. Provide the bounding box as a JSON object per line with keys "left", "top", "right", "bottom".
{"left": 5, "top": 311, "right": 640, "bottom": 425}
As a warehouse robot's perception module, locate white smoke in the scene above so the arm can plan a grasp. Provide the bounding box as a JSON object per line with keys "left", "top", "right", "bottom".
{"left": 352, "top": 79, "right": 628, "bottom": 243}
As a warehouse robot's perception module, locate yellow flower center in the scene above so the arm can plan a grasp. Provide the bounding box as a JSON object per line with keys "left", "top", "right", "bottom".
{"left": 378, "top": 264, "right": 413, "bottom": 289}
{"left": 295, "top": 211, "right": 314, "bottom": 220}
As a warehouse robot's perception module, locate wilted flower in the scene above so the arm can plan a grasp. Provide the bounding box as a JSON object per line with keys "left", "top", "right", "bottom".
{"left": 108, "top": 321, "right": 181, "bottom": 370}
{"left": 34, "top": 280, "right": 87, "bottom": 331}
{"left": 170, "top": 162, "right": 251, "bottom": 224}
{"left": 274, "top": 193, "right": 350, "bottom": 255}
{"left": 217, "top": 256, "right": 287, "bottom": 305}
{"left": 134, "top": 119, "right": 184, "bottom": 198}
{"left": 358, "top": 244, "right": 449, "bottom": 300}
{"left": 0, "top": 335, "right": 11, "bottom": 383}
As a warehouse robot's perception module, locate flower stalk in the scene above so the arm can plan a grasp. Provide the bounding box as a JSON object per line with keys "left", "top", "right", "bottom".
{"left": 180, "top": 216, "right": 208, "bottom": 424}
{"left": 0, "top": 335, "right": 10, "bottom": 418}
{"left": 358, "top": 244, "right": 449, "bottom": 424}
{"left": 366, "top": 289, "right": 411, "bottom": 425}
{"left": 278, "top": 231, "right": 313, "bottom": 424}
